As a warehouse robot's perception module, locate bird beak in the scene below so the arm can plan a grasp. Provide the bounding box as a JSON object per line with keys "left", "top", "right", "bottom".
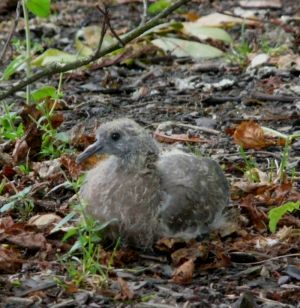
{"left": 76, "top": 141, "right": 103, "bottom": 164}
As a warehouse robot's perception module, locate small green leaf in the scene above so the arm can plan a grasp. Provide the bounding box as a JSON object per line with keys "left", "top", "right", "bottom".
{"left": 31, "top": 49, "right": 80, "bottom": 67}
{"left": 51, "top": 212, "right": 77, "bottom": 233}
{"left": 31, "top": 86, "right": 58, "bottom": 102}
{"left": 148, "top": 0, "right": 172, "bottom": 14}
{"left": 152, "top": 37, "right": 223, "bottom": 59}
{"left": 25, "top": 0, "right": 51, "bottom": 18}
{"left": 268, "top": 201, "right": 300, "bottom": 233}
{"left": 1, "top": 55, "right": 26, "bottom": 80}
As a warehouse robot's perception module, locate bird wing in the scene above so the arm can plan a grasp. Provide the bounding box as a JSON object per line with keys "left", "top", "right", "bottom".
{"left": 157, "top": 153, "right": 229, "bottom": 237}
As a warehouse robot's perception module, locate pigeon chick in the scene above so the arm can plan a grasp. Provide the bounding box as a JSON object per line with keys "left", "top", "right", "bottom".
{"left": 76, "top": 118, "right": 229, "bottom": 249}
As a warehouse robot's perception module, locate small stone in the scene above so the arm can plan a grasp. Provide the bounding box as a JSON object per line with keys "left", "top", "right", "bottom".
{"left": 195, "top": 117, "right": 217, "bottom": 129}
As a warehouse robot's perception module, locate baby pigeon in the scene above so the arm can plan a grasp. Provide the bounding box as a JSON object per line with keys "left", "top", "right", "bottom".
{"left": 77, "top": 118, "right": 229, "bottom": 249}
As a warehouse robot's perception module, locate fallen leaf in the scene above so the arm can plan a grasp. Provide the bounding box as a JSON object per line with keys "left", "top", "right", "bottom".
{"left": 12, "top": 139, "right": 29, "bottom": 163}
{"left": 152, "top": 37, "right": 223, "bottom": 59}
{"left": 239, "top": 0, "right": 282, "bottom": 9}
{"left": 0, "top": 216, "right": 15, "bottom": 229}
{"left": 32, "top": 159, "right": 61, "bottom": 179}
{"left": 171, "top": 243, "right": 208, "bottom": 266}
{"left": 0, "top": 246, "right": 23, "bottom": 274}
{"left": 115, "top": 277, "right": 134, "bottom": 300}
{"left": 28, "top": 214, "right": 62, "bottom": 230}
{"left": 240, "top": 194, "right": 267, "bottom": 231}
{"left": 276, "top": 54, "right": 300, "bottom": 71}
{"left": 6, "top": 232, "right": 49, "bottom": 250}
{"left": 195, "top": 12, "right": 258, "bottom": 27}
{"left": 233, "top": 121, "right": 284, "bottom": 149}
{"left": 172, "top": 258, "right": 195, "bottom": 284}
{"left": 155, "top": 237, "right": 186, "bottom": 252}
{"left": 60, "top": 154, "right": 82, "bottom": 178}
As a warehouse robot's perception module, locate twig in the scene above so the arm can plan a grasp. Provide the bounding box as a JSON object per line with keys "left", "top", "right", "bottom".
{"left": 95, "top": 5, "right": 108, "bottom": 56}
{"left": 232, "top": 252, "right": 300, "bottom": 265}
{"left": 140, "top": 0, "right": 148, "bottom": 25}
{"left": 96, "top": 5, "right": 125, "bottom": 47}
{"left": 250, "top": 92, "right": 299, "bottom": 103}
{"left": 0, "top": 0, "right": 191, "bottom": 101}
{"left": 0, "top": 0, "right": 21, "bottom": 64}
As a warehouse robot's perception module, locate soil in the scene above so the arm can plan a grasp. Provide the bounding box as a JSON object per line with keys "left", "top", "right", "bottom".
{"left": 0, "top": 0, "right": 299, "bottom": 307}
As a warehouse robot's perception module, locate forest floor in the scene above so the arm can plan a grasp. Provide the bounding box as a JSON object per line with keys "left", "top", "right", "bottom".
{"left": 0, "top": 0, "right": 300, "bottom": 307}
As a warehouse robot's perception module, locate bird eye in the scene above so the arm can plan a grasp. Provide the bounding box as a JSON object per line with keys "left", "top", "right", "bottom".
{"left": 111, "top": 132, "right": 121, "bottom": 141}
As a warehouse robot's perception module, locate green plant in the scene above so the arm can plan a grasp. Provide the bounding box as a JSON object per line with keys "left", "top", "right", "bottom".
{"left": 18, "top": 163, "right": 31, "bottom": 175}
{"left": 148, "top": 0, "right": 172, "bottom": 14}
{"left": 227, "top": 40, "right": 251, "bottom": 66}
{"left": 260, "top": 37, "right": 287, "bottom": 56}
{"left": 0, "top": 103, "right": 24, "bottom": 141}
{"left": 227, "top": 22, "right": 252, "bottom": 66}
{"left": 0, "top": 185, "right": 35, "bottom": 220}
{"left": 0, "top": 179, "right": 6, "bottom": 196}
{"left": 268, "top": 201, "right": 300, "bottom": 233}
{"left": 239, "top": 146, "right": 259, "bottom": 182}
{"left": 28, "top": 74, "right": 71, "bottom": 159}
{"left": 21, "top": 0, "right": 51, "bottom": 104}
{"left": 58, "top": 198, "right": 118, "bottom": 287}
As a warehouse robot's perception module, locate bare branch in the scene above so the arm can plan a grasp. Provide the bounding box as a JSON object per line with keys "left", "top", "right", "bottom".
{"left": 0, "top": 1, "right": 21, "bottom": 64}
{"left": 0, "top": 0, "right": 191, "bottom": 101}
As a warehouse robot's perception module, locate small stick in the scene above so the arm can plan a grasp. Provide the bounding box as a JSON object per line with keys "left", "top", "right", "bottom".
{"left": 0, "top": 0, "right": 21, "bottom": 64}
{"left": 140, "top": 0, "right": 148, "bottom": 25}
{"left": 96, "top": 5, "right": 125, "bottom": 47}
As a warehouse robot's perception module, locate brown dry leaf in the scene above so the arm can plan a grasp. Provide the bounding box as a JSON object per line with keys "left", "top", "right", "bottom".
{"left": 200, "top": 243, "right": 231, "bottom": 270}
{"left": 183, "top": 11, "right": 199, "bottom": 21}
{"left": 259, "top": 76, "right": 283, "bottom": 94}
{"left": 240, "top": 194, "right": 267, "bottom": 231}
{"left": 0, "top": 216, "right": 14, "bottom": 229}
{"left": 0, "top": 246, "right": 23, "bottom": 274}
{"left": 154, "top": 131, "right": 205, "bottom": 144}
{"left": 28, "top": 214, "right": 62, "bottom": 230}
{"left": 276, "top": 54, "right": 300, "bottom": 71}
{"left": 1, "top": 164, "right": 16, "bottom": 179}
{"left": 63, "top": 281, "right": 79, "bottom": 293}
{"left": 12, "top": 139, "right": 29, "bottom": 163}
{"left": 60, "top": 154, "right": 82, "bottom": 178}
{"left": 99, "top": 248, "right": 139, "bottom": 267}
{"left": 50, "top": 112, "right": 64, "bottom": 129}
{"left": 70, "top": 124, "right": 96, "bottom": 148}
{"left": 233, "top": 121, "right": 265, "bottom": 149}
{"left": 115, "top": 277, "right": 134, "bottom": 300}
{"left": 6, "top": 232, "right": 49, "bottom": 250}
{"left": 31, "top": 159, "right": 61, "bottom": 179}
{"left": 171, "top": 243, "right": 208, "bottom": 266}
{"left": 172, "top": 258, "right": 195, "bottom": 284}
{"left": 0, "top": 0, "right": 18, "bottom": 14}
{"left": 155, "top": 237, "right": 186, "bottom": 252}
{"left": 233, "top": 121, "right": 283, "bottom": 149}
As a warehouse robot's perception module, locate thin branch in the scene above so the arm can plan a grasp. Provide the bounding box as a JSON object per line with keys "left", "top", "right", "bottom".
{"left": 0, "top": 0, "right": 21, "bottom": 64}
{"left": 140, "top": 0, "right": 148, "bottom": 26}
{"left": 96, "top": 5, "right": 125, "bottom": 47}
{"left": 94, "top": 5, "right": 108, "bottom": 56}
{"left": 0, "top": 0, "right": 191, "bottom": 101}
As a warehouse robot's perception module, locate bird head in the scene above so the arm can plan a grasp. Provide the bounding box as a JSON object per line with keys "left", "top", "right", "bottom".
{"left": 76, "top": 118, "right": 159, "bottom": 167}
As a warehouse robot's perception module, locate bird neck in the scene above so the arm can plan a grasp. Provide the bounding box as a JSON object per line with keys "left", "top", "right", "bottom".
{"left": 120, "top": 151, "right": 159, "bottom": 171}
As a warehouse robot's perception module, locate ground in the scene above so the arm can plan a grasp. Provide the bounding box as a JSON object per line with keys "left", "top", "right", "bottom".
{"left": 0, "top": 0, "right": 300, "bottom": 307}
